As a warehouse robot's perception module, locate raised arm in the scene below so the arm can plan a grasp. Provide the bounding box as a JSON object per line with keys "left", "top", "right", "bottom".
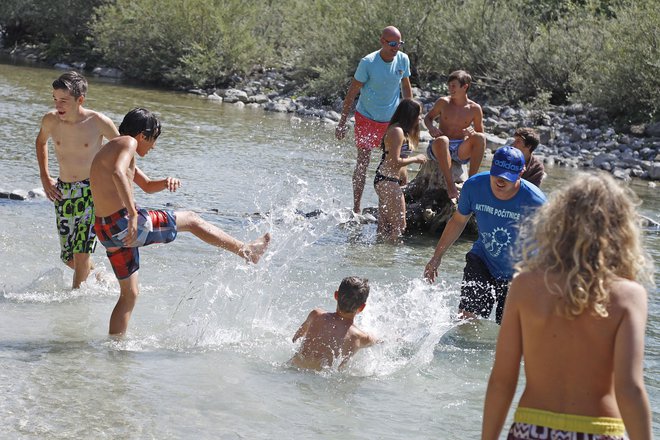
{"left": 423, "top": 210, "right": 471, "bottom": 282}
{"left": 481, "top": 275, "right": 524, "bottom": 440}
{"left": 613, "top": 281, "right": 652, "bottom": 440}
{"left": 133, "top": 167, "right": 181, "bottom": 194}
{"left": 335, "top": 79, "right": 364, "bottom": 140}
{"left": 35, "top": 113, "right": 61, "bottom": 201}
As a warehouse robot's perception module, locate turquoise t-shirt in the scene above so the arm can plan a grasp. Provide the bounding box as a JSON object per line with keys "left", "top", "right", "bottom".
{"left": 354, "top": 50, "right": 411, "bottom": 123}
{"left": 457, "top": 172, "right": 547, "bottom": 280}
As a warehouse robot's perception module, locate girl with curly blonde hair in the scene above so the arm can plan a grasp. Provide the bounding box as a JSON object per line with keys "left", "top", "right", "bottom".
{"left": 482, "top": 172, "right": 653, "bottom": 440}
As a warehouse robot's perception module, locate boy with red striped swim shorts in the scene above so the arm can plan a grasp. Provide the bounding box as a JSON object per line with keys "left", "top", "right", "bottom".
{"left": 90, "top": 108, "right": 270, "bottom": 335}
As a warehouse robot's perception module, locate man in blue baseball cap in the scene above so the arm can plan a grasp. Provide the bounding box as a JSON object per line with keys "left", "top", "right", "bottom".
{"left": 423, "top": 146, "right": 546, "bottom": 324}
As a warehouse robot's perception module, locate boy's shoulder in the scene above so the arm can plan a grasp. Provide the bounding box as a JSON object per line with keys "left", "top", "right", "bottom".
{"left": 305, "top": 307, "right": 329, "bottom": 324}
{"left": 467, "top": 98, "right": 482, "bottom": 110}
{"left": 84, "top": 108, "right": 114, "bottom": 123}
{"left": 309, "top": 307, "right": 326, "bottom": 317}
{"left": 348, "top": 324, "right": 377, "bottom": 347}
{"left": 41, "top": 110, "right": 60, "bottom": 125}
{"left": 432, "top": 96, "right": 451, "bottom": 108}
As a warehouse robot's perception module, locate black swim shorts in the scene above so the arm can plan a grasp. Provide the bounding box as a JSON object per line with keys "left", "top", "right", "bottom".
{"left": 458, "top": 251, "right": 510, "bottom": 324}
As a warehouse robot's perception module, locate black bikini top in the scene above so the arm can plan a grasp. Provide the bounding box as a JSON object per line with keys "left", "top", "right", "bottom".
{"left": 381, "top": 134, "right": 412, "bottom": 159}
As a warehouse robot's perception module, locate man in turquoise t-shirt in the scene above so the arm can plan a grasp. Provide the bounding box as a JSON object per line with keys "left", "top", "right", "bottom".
{"left": 335, "top": 26, "right": 412, "bottom": 214}
{"left": 423, "top": 146, "right": 546, "bottom": 324}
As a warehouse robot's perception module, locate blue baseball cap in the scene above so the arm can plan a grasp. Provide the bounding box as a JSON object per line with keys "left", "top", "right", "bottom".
{"left": 490, "top": 146, "right": 525, "bottom": 182}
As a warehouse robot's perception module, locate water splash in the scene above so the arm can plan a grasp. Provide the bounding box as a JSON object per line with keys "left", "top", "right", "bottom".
{"left": 1, "top": 266, "right": 116, "bottom": 303}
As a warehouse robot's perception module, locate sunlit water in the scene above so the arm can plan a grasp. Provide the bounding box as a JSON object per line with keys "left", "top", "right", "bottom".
{"left": 0, "top": 63, "right": 657, "bottom": 439}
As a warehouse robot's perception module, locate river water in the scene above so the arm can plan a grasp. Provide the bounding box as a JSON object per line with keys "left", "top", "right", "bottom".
{"left": 0, "top": 63, "right": 657, "bottom": 439}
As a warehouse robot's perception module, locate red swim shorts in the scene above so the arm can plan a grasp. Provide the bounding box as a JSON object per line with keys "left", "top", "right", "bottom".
{"left": 354, "top": 111, "right": 389, "bottom": 151}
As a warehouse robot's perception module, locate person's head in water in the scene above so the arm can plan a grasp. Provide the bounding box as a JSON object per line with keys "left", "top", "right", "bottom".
{"left": 335, "top": 276, "right": 370, "bottom": 314}
{"left": 119, "top": 108, "right": 161, "bottom": 141}
{"left": 516, "top": 172, "right": 653, "bottom": 318}
{"left": 388, "top": 98, "right": 422, "bottom": 146}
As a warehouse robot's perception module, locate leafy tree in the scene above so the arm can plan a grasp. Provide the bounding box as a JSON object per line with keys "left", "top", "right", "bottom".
{"left": 0, "top": 0, "right": 108, "bottom": 60}
{"left": 578, "top": 0, "right": 660, "bottom": 122}
{"left": 91, "top": 0, "right": 265, "bottom": 88}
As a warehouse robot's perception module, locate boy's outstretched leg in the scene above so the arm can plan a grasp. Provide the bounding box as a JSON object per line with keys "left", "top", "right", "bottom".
{"left": 174, "top": 211, "right": 270, "bottom": 263}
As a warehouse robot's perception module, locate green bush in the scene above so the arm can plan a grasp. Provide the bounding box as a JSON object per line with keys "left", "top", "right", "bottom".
{"left": 91, "top": 0, "right": 267, "bottom": 88}
{"left": 279, "top": 0, "right": 394, "bottom": 100}
{"left": 1, "top": 0, "right": 656, "bottom": 122}
{"left": 578, "top": 0, "right": 660, "bottom": 122}
{"left": 0, "top": 0, "right": 107, "bottom": 61}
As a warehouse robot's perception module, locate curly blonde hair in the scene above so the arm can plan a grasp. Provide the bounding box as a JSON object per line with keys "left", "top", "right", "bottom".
{"left": 515, "top": 172, "right": 653, "bottom": 318}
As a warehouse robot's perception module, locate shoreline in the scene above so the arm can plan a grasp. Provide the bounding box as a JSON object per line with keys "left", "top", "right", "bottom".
{"left": 2, "top": 46, "right": 659, "bottom": 185}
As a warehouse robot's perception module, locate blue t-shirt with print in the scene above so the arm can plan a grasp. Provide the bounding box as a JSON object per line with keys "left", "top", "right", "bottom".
{"left": 457, "top": 172, "right": 546, "bottom": 280}
{"left": 354, "top": 50, "right": 411, "bottom": 122}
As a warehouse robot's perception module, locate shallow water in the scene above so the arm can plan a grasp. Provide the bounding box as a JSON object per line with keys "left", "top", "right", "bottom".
{"left": 0, "top": 63, "right": 658, "bottom": 439}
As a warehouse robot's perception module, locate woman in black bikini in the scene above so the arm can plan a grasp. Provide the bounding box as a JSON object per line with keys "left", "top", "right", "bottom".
{"left": 374, "top": 99, "right": 427, "bottom": 241}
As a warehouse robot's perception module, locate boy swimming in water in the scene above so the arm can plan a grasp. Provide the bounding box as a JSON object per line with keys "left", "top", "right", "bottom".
{"left": 291, "top": 276, "right": 378, "bottom": 370}
{"left": 90, "top": 107, "right": 270, "bottom": 335}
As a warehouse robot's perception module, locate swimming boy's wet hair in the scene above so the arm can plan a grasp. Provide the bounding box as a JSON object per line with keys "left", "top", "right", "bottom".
{"left": 118, "top": 108, "right": 161, "bottom": 140}
{"left": 52, "top": 71, "right": 88, "bottom": 99}
{"left": 514, "top": 127, "right": 541, "bottom": 152}
{"left": 388, "top": 98, "right": 422, "bottom": 146}
{"left": 336, "top": 277, "right": 370, "bottom": 313}
{"left": 447, "top": 70, "right": 472, "bottom": 90}
{"left": 515, "top": 172, "right": 653, "bottom": 319}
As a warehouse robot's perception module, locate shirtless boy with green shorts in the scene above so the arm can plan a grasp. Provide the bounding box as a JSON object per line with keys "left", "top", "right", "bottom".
{"left": 35, "top": 71, "right": 119, "bottom": 288}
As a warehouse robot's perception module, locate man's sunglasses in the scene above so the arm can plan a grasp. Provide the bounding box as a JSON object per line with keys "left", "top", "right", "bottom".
{"left": 386, "top": 40, "right": 404, "bottom": 48}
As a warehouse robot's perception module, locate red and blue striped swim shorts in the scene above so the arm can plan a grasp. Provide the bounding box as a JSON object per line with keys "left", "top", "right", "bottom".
{"left": 94, "top": 207, "right": 177, "bottom": 279}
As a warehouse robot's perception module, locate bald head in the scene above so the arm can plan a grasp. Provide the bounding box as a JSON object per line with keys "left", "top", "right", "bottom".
{"left": 381, "top": 26, "right": 401, "bottom": 40}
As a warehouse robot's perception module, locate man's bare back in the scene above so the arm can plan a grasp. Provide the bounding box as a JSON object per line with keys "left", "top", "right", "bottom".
{"left": 291, "top": 308, "right": 375, "bottom": 370}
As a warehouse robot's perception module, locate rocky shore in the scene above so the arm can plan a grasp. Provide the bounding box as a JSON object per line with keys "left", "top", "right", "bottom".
{"left": 190, "top": 70, "right": 660, "bottom": 184}
{"left": 3, "top": 44, "right": 660, "bottom": 189}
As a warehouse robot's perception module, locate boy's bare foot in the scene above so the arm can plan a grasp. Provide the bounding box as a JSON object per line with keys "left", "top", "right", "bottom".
{"left": 240, "top": 233, "right": 271, "bottom": 264}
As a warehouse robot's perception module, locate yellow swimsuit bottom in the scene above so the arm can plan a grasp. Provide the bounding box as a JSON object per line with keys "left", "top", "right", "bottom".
{"left": 514, "top": 407, "right": 625, "bottom": 437}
